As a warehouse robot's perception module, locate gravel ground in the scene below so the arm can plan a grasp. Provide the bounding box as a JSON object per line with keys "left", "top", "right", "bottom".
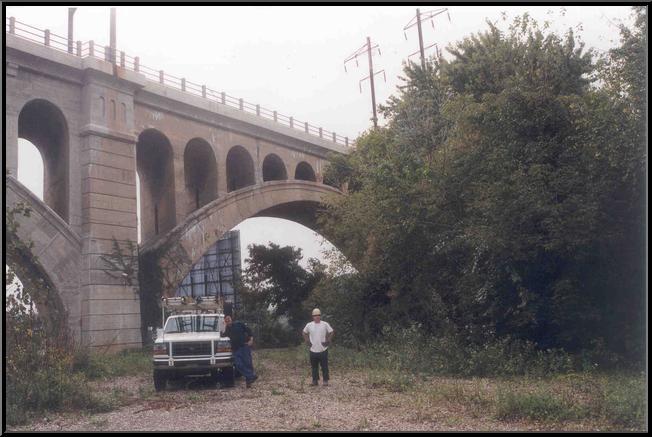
{"left": 8, "top": 350, "right": 617, "bottom": 432}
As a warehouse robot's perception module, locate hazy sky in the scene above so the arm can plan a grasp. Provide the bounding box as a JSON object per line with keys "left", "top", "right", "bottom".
{"left": 8, "top": 5, "right": 634, "bottom": 269}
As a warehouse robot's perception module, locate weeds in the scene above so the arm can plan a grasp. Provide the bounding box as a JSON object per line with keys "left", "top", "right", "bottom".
{"left": 589, "top": 374, "right": 646, "bottom": 428}
{"left": 187, "top": 392, "right": 204, "bottom": 403}
{"left": 73, "top": 348, "right": 151, "bottom": 379}
{"left": 365, "top": 370, "right": 415, "bottom": 393}
{"left": 7, "top": 346, "right": 150, "bottom": 426}
{"left": 495, "top": 387, "right": 578, "bottom": 422}
{"left": 491, "top": 373, "right": 646, "bottom": 429}
{"left": 89, "top": 416, "right": 109, "bottom": 429}
{"left": 357, "top": 417, "right": 370, "bottom": 431}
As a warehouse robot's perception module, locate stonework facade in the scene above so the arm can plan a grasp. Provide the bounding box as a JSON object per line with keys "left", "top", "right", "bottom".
{"left": 5, "top": 32, "right": 346, "bottom": 351}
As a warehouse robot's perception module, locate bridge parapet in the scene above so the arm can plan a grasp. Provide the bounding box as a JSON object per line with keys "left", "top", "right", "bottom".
{"left": 5, "top": 17, "right": 354, "bottom": 154}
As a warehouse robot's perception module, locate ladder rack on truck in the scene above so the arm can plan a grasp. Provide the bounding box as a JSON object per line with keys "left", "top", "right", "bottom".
{"left": 161, "top": 296, "right": 225, "bottom": 326}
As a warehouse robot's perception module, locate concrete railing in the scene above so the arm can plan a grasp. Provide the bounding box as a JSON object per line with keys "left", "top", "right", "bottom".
{"left": 5, "top": 17, "right": 355, "bottom": 148}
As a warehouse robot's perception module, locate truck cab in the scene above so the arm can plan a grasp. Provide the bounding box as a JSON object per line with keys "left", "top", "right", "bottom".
{"left": 152, "top": 296, "right": 235, "bottom": 391}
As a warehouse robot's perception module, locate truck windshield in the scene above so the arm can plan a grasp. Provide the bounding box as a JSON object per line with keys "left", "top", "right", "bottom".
{"left": 164, "top": 315, "right": 220, "bottom": 333}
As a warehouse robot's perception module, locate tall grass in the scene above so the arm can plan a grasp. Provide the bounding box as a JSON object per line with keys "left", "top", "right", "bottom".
{"left": 6, "top": 346, "right": 151, "bottom": 426}
{"left": 72, "top": 348, "right": 151, "bottom": 379}
{"left": 325, "top": 324, "right": 597, "bottom": 378}
{"left": 263, "top": 335, "right": 646, "bottom": 430}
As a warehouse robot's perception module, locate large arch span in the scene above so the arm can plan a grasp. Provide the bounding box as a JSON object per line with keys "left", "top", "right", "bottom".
{"left": 6, "top": 176, "right": 82, "bottom": 339}
{"left": 139, "top": 180, "right": 342, "bottom": 297}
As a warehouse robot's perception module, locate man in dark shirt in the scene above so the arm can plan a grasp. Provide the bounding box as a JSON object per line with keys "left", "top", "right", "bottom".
{"left": 221, "top": 315, "right": 258, "bottom": 388}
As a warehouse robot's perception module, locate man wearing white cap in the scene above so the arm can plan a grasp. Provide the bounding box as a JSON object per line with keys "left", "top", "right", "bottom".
{"left": 302, "top": 308, "right": 334, "bottom": 386}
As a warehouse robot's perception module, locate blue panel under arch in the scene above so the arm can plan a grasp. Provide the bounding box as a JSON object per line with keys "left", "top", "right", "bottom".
{"left": 176, "top": 230, "right": 242, "bottom": 311}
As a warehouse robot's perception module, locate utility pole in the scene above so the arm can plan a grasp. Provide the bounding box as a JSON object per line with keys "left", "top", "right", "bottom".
{"left": 67, "top": 8, "right": 77, "bottom": 54}
{"left": 109, "top": 7, "right": 116, "bottom": 64}
{"left": 416, "top": 9, "right": 425, "bottom": 69}
{"left": 404, "top": 8, "right": 451, "bottom": 67}
{"left": 344, "top": 37, "right": 386, "bottom": 129}
{"left": 366, "top": 37, "right": 378, "bottom": 128}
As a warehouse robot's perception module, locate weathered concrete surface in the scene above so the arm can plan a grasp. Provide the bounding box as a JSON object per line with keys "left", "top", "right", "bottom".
{"left": 6, "top": 176, "right": 82, "bottom": 340}
{"left": 5, "top": 28, "right": 347, "bottom": 351}
{"left": 140, "top": 180, "right": 341, "bottom": 297}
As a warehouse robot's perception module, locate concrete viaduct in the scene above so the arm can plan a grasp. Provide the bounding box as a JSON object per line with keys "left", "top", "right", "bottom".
{"left": 5, "top": 22, "right": 349, "bottom": 351}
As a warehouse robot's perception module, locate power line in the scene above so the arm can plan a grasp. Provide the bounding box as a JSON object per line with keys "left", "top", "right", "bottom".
{"left": 404, "top": 8, "right": 451, "bottom": 68}
{"left": 344, "top": 36, "right": 386, "bottom": 129}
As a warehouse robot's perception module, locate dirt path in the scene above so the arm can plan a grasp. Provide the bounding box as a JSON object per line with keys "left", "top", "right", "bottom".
{"left": 9, "top": 350, "right": 611, "bottom": 431}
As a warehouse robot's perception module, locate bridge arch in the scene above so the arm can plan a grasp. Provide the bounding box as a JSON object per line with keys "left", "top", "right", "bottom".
{"left": 262, "top": 153, "right": 288, "bottom": 182}
{"left": 295, "top": 161, "right": 317, "bottom": 182}
{"left": 137, "top": 129, "right": 177, "bottom": 242}
{"left": 184, "top": 137, "right": 218, "bottom": 214}
{"left": 139, "top": 180, "right": 342, "bottom": 298}
{"left": 6, "top": 176, "right": 82, "bottom": 340}
{"left": 18, "top": 98, "right": 70, "bottom": 223}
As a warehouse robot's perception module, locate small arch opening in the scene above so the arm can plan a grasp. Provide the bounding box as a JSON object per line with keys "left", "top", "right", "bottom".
{"left": 226, "top": 146, "right": 255, "bottom": 192}
{"left": 184, "top": 138, "right": 218, "bottom": 213}
{"left": 18, "top": 99, "right": 69, "bottom": 222}
{"left": 262, "top": 153, "right": 288, "bottom": 182}
{"left": 136, "top": 129, "right": 176, "bottom": 242}
{"left": 295, "top": 161, "right": 316, "bottom": 182}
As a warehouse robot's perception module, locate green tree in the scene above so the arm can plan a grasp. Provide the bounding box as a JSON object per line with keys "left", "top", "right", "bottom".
{"left": 240, "top": 243, "right": 325, "bottom": 332}
{"left": 320, "top": 10, "right": 646, "bottom": 364}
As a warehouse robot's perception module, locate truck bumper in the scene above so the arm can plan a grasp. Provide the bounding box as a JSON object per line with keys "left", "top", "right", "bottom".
{"left": 153, "top": 356, "right": 233, "bottom": 374}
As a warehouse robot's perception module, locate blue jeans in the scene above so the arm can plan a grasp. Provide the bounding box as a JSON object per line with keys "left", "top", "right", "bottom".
{"left": 233, "top": 345, "right": 256, "bottom": 382}
{"left": 310, "top": 350, "right": 329, "bottom": 382}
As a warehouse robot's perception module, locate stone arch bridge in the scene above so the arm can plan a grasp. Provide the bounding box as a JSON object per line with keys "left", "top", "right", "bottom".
{"left": 5, "top": 23, "right": 349, "bottom": 351}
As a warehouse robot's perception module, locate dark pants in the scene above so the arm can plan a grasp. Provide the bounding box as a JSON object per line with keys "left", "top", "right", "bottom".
{"left": 310, "top": 350, "right": 329, "bottom": 382}
{"left": 234, "top": 345, "right": 256, "bottom": 383}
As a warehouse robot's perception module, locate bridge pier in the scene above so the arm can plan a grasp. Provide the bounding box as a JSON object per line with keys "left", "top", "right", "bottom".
{"left": 78, "top": 67, "right": 146, "bottom": 351}
{"left": 5, "top": 109, "right": 19, "bottom": 178}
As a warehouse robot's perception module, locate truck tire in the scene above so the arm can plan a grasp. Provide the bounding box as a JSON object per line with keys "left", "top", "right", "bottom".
{"left": 153, "top": 370, "right": 167, "bottom": 392}
{"left": 210, "top": 370, "right": 221, "bottom": 388}
{"left": 221, "top": 365, "right": 235, "bottom": 388}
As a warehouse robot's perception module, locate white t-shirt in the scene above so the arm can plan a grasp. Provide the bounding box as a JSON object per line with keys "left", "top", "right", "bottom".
{"left": 303, "top": 321, "right": 334, "bottom": 353}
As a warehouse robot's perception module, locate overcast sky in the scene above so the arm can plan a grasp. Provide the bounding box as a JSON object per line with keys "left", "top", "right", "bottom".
{"left": 8, "top": 5, "right": 635, "bottom": 269}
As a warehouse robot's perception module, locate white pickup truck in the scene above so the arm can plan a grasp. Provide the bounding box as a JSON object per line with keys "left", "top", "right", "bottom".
{"left": 152, "top": 297, "right": 235, "bottom": 391}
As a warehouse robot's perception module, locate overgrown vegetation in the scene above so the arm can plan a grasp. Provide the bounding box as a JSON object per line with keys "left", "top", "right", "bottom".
{"left": 5, "top": 7, "right": 646, "bottom": 431}
{"left": 72, "top": 348, "right": 152, "bottom": 380}
{"left": 316, "top": 8, "right": 646, "bottom": 370}
{"left": 258, "top": 345, "right": 646, "bottom": 429}
{"left": 237, "top": 243, "right": 326, "bottom": 348}
{"left": 5, "top": 201, "right": 150, "bottom": 426}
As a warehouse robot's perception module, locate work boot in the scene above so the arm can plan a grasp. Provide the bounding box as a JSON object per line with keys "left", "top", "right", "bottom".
{"left": 246, "top": 375, "right": 258, "bottom": 388}
{"left": 323, "top": 380, "right": 329, "bottom": 387}
{"left": 311, "top": 380, "right": 318, "bottom": 386}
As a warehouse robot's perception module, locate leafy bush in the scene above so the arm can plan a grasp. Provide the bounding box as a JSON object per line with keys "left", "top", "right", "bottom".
{"left": 246, "top": 316, "right": 301, "bottom": 349}
{"left": 328, "top": 324, "right": 583, "bottom": 378}
{"left": 318, "top": 9, "right": 646, "bottom": 367}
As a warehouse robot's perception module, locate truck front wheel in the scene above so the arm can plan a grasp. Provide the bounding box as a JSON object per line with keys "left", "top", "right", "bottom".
{"left": 153, "top": 370, "right": 167, "bottom": 391}
{"left": 221, "top": 365, "right": 235, "bottom": 388}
